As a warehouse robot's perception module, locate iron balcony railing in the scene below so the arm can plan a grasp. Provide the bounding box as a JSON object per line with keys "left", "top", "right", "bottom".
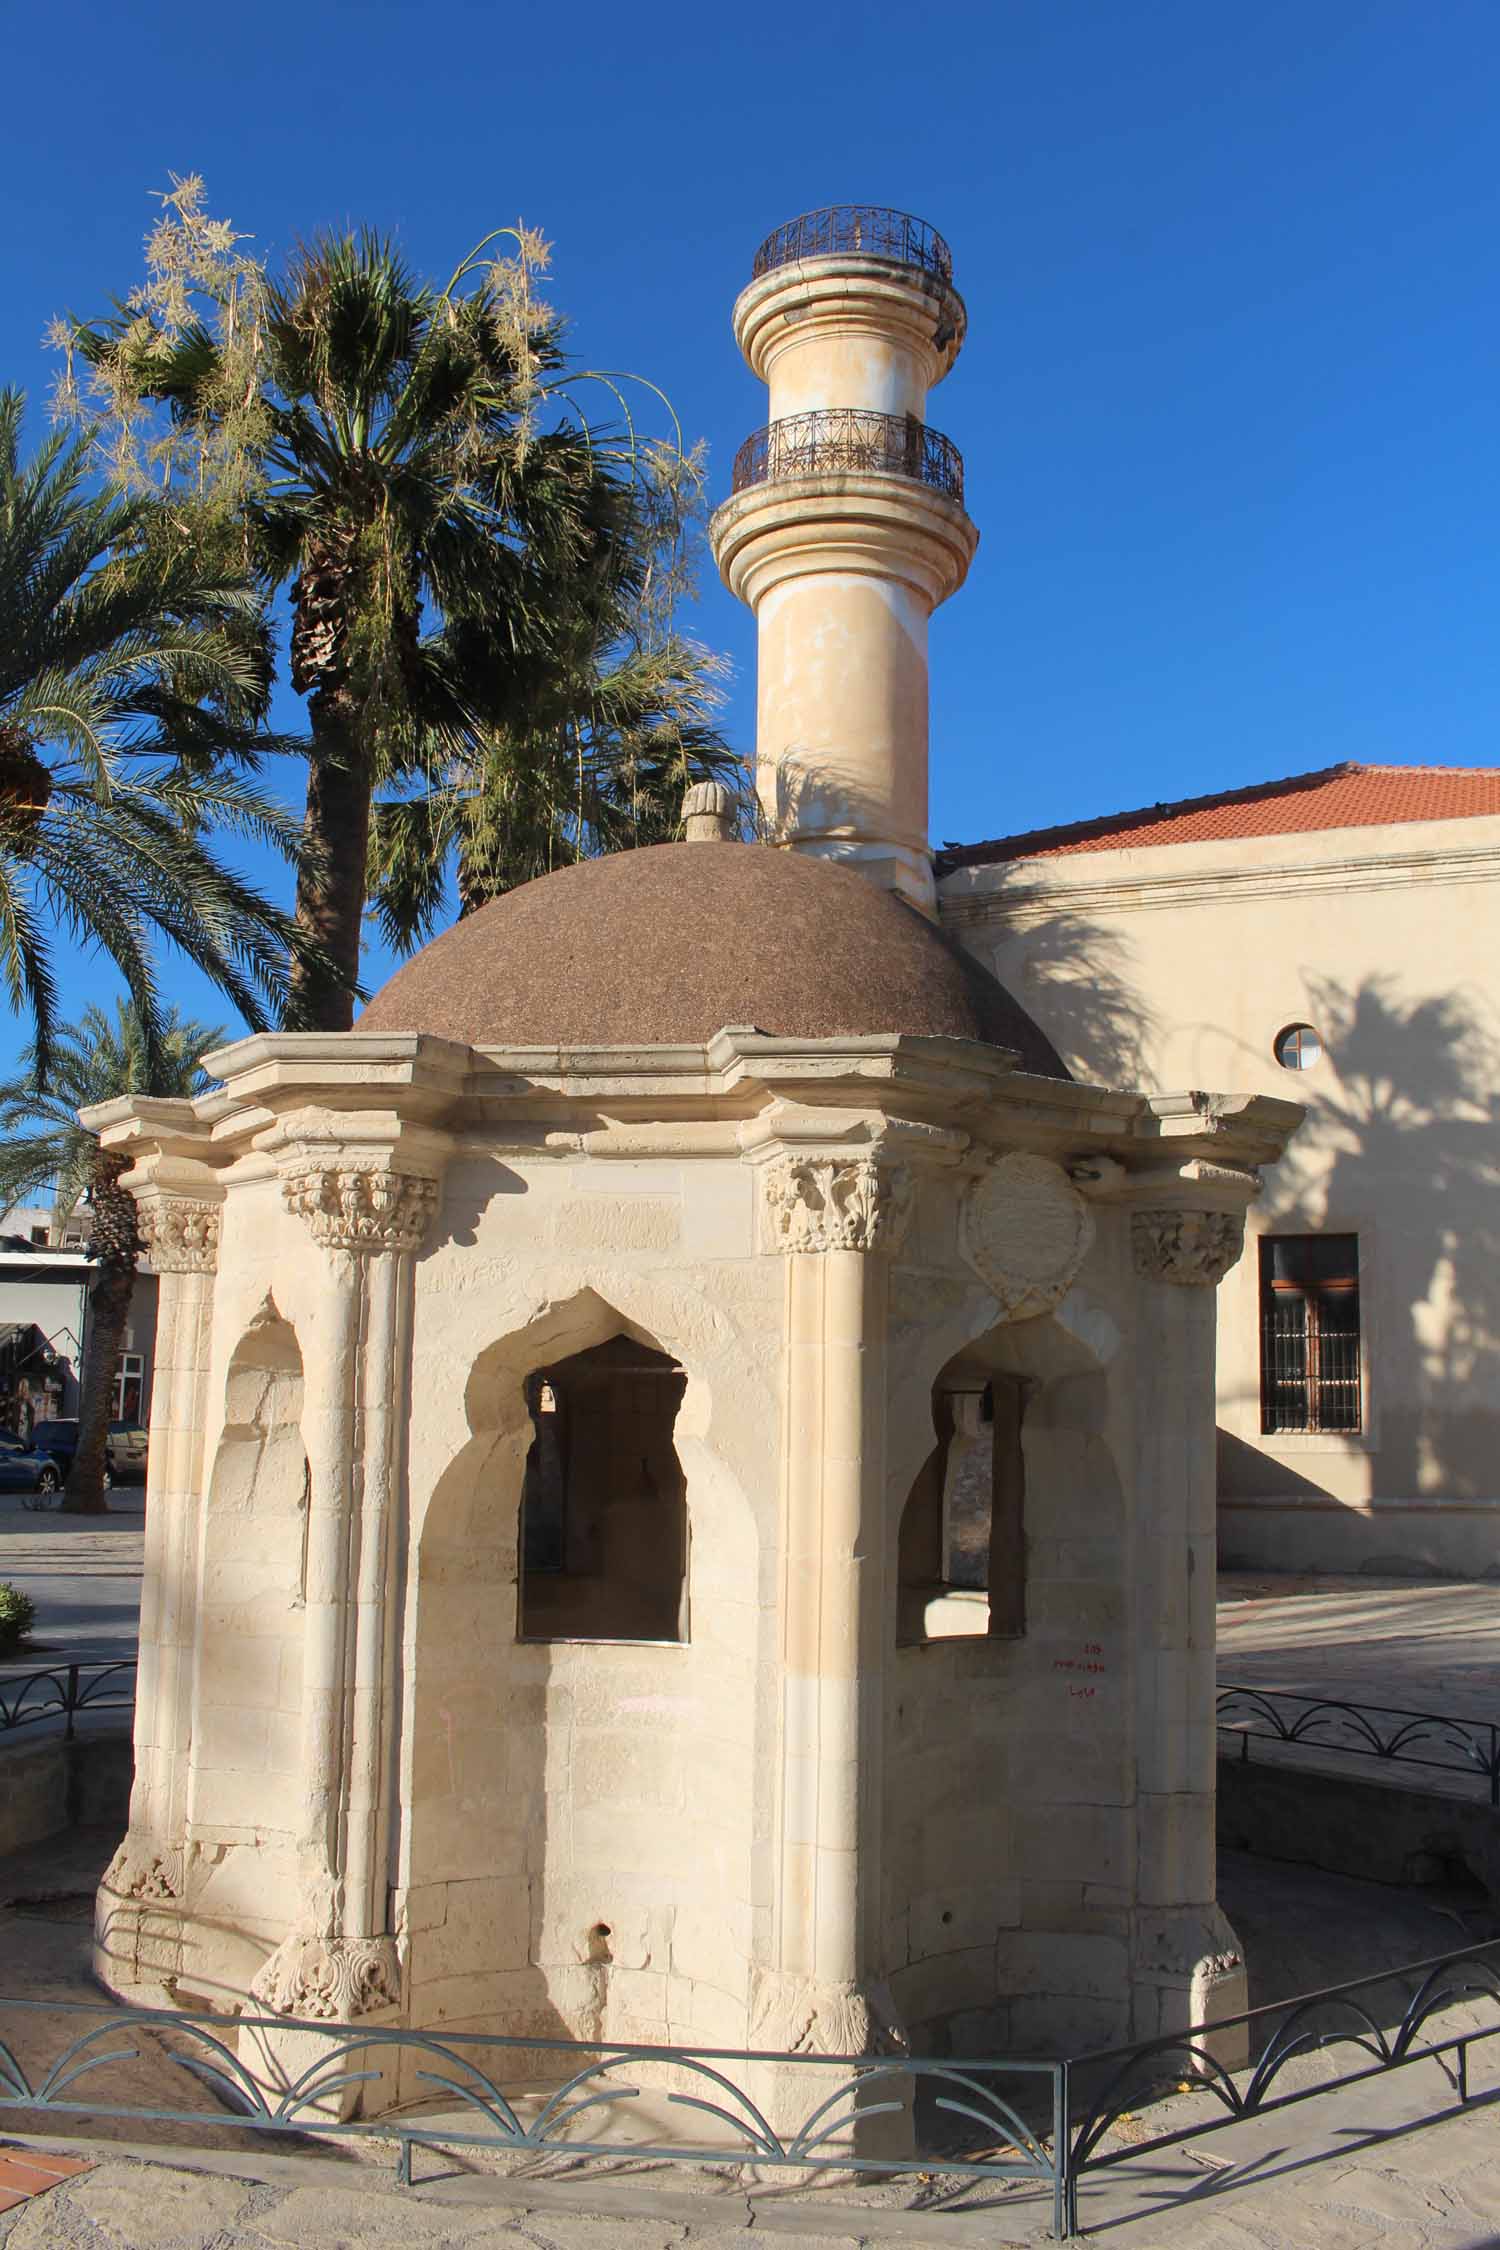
{"left": 752, "top": 205, "right": 954, "bottom": 284}
{"left": 1217, "top": 1682, "right": 1500, "bottom": 1805}
{"left": 730, "top": 408, "right": 965, "bottom": 504}
{"left": 0, "top": 1658, "right": 137, "bottom": 1739}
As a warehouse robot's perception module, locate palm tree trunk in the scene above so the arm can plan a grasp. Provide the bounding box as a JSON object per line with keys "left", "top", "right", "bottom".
{"left": 65, "top": 1154, "right": 138, "bottom": 1515}
{"left": 287, "top": 713, "right": 371, "bottom": 1033}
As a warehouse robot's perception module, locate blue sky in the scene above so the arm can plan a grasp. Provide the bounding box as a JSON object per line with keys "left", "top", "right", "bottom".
{"left": 4, "top": 0, "right": 1499, "bottom": 1066}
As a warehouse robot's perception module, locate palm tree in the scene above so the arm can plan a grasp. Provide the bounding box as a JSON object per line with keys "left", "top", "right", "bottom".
{"left": 370, "top": 605, "right": 744, "bottom": 943}
{"left": 0, "top": 389, "right": 317, "bottom": 1081}
{"left": 69, "top": 205, "right": 703, "bottom": 1030}
{"left": 0, "top": 1002, "right": 224, "bottom": 1513}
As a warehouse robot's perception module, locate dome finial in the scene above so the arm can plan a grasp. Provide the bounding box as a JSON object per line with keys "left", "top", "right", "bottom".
{"left": 682, "top": 780, "right": 736, "bottom": 842}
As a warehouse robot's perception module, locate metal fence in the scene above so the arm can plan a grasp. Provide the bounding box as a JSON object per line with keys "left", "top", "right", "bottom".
{"left": 1, "top": 1937, "right": 1497, "bottom": 2238}
{"left": 1058, "top": 1936, "right": 1500, "bottom": 2236}
{"left": 731, "top": 410, "right": 965, "bottom": 504}
{"left": 752, "top": 206, "right": 953, "bottom": 283}
{"left": 1217, "top": 1681, "right": 1500, "bottom": 1805}
{"left": 0, "top": 1659, "right": 137, "bottom": 1739}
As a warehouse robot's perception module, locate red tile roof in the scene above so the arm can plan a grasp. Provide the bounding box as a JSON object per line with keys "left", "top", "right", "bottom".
{"left": 938, "top": 764, "right": 1500, "bottom": 871}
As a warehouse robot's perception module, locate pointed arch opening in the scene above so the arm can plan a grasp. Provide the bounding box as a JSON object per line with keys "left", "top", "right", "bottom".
{"left": 192, "top": 1299, "right": 308, "bottom": 1839}
{"left": 518, "top": 1334, "right": 689, "bottom": 1643}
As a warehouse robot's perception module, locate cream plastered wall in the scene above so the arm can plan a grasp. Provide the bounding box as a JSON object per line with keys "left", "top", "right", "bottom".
{"left": 940, "top": 812, "right": 1500, "bottom": 1570}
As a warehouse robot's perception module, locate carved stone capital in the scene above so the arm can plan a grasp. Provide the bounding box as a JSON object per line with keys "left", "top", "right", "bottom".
{"left": 280, "top": 1165, "right": 439, "bottom": 1254}
{"left": 136, "top": 1198, "right": 221, "bottom": 1276}
{"left": 959, "top": 1151, "right": 1094, "bottom": 1321}
{"left": 762, "top": 1156, "right": 913, "bottom": 1256}
{"left": 749, "top": 1970, "right": 908, "bottom": 2057}
{"left": 100, "top": 1836, "right": 185, "bottom": 1903}
{"left": 248, "top": 1933, "right": 401, "bottom": 2021}
{"left": 1132, "top": 1208, "right": 1244, "bottom": 1287}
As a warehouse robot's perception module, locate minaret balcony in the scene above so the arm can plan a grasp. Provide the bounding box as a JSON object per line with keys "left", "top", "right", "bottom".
{"left": 730, "top": 409, "right": 965, "bottom": 506}
{"left": 752, "top": 205, "right": 953, "bottom": 284}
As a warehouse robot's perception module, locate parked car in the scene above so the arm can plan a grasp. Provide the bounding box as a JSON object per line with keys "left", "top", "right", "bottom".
{"left": 0, "top": 1432, "right": 63, "bottom": 1498}
{"left": 29, "top": 1420, "right": 148, "bottom": 1487}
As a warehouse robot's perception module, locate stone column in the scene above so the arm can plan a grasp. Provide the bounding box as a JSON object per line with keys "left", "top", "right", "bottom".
{"left": 98, "top": 1193, "right": 221, "bottom": 1941}
{"left": 1128, "top": 1201, "right": 1249, "bottom": 2054}
{"left": 248, "top": 1160, "right": 438, "bottom": 2023}
{"left": 752, "top": 1152, "right": 912, "bottom": 2067}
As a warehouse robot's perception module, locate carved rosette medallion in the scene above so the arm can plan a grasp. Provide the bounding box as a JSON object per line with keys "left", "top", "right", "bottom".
{"left": 248, "top": 1933, "right": 401, "bottom": 2021}
{"left": 1132, "top": 1208, "right": 1244, "bottom": 1287}
{"left": 958, "top": 1152, "right": 1094, "bottom": 1320}
{"left": 280, "top": 1166, "right": 439, "bottom": 1254}
{"left": 136, "top": 1199, "right": 221, "bottom": 1276}
{"left": 762, "top": 1156, "right": 914, "bottom": 1256}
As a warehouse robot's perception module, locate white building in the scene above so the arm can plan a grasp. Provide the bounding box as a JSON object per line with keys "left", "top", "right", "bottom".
{"left": 0, "top": 1205, "right": 156, "bottom": 1433}
{"left": 939, "top": 760, "right": 1500, "bottom": 1578}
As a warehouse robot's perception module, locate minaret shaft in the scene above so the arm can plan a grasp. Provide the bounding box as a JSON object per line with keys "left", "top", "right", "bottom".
{"left": 710, "top": 209, "right": 978, "bottom": 916}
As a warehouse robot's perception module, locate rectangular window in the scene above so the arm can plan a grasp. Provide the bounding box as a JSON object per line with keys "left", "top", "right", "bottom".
{"left": 113, "top": 1351, "right": 144, "bottom": 1423}
{"left": 1259, "top": 1235, "right": 1361, "bottom": 1434}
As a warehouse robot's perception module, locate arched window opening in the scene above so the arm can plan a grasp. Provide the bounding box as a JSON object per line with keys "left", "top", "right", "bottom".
{"left": 518, "top": 1335, "right": 689, "bottom": 1643}
{"left": 898, "top": 1375, "right": 1026, "bottom": 1643}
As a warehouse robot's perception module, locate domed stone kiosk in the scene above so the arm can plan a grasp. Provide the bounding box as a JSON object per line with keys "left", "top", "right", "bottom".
{"left": 92, "top": 207, "right": 1300, "bottom": 2124}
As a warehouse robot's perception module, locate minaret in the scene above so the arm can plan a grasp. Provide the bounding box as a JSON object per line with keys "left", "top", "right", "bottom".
{"left": 709, "top": 205, "right": 979, "bottom": 917}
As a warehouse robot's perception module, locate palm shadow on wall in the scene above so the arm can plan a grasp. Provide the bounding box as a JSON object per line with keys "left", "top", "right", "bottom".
{"left": 1251, "top": 973, "right": 1500, "bottom": 1505}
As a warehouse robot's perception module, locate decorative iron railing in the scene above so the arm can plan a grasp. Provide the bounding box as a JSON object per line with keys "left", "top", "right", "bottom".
{"left": 1217, "top": 1682, "right": 1500, "bottom": 1806}
{"left": 730, "top": 409, "right": 965, "bottom": 503}
{"left": 0, "top": 1659, "right": 136, "bottom": 1739}
{"left": 752, "top": 205, "right": 954, "bottom": 284}
{"left": 0, "top": 1998, "right": 1069, "bottom": 2234}
{"left": 1059, "top": 1937, "right": 1500, "bottom": 2237}
{"left": 2, "top": 1938, "right": 1497, "bottom": 2237}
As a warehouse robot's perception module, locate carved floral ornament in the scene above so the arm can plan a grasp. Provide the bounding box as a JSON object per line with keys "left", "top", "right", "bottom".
{"left": 136, "top": 1199, "right": 221, "bottom": 1276}
{"left": 280, "top": 1165, "right": 439, "bottom": 1253}
{"left": 761, "top": 1154, "right": 914, "bottom": 1255}
{"left": 958, "top": 1152, "right": 1094, "bottom": 1321}
{"left": 101, "top": 1835, "right": 184, "bottom": 1903}
{"left": 249, "top": 1933, "right": 401, "bottom": 2020}
{"left": 1131, "top": 1207, "right": 1244, "bottom": 1287}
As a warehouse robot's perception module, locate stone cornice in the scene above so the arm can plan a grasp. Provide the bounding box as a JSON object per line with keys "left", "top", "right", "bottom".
{"left": 731, "top": 256, "right": 966, "bottom": 392}
{"left": 81, "top": 1033, "right": 1301, "bottom": 1203}
{"left": 709, "top": 474, "right": 977, "bottom": 610}
{"left": 937, "top": 835, "right": 1500, "bottom": 927}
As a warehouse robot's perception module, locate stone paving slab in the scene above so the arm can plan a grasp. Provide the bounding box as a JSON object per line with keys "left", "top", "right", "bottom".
{"left": 1217, "top": 1574, "right": 1498, "bottom": 1718}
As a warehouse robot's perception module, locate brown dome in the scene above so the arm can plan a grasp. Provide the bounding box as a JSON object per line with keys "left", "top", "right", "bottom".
{"left": 360, "top": 843, "right": 1068, "bottom": 1077}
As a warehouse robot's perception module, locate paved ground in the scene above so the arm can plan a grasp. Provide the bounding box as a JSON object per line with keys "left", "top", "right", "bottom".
{"left": 0, "top": 1489, "right": 145, "bottom": 1672}
{"left": 1217, "top": 1573, "right": 1498, "bottom": 1716}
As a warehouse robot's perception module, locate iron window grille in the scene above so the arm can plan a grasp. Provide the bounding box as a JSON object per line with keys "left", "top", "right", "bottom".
{"left": 1259, "top": 1234, "right": 1362, "bottom": 1435}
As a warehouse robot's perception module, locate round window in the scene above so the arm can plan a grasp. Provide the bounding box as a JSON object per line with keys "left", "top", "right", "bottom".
{"left": 1274, "top": 1023, "right": 1323, "bottom": 1072}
